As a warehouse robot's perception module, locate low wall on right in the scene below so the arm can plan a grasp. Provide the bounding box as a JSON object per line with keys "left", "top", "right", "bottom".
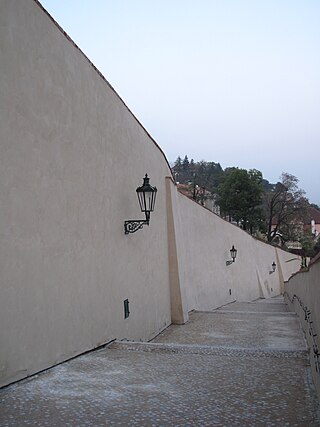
{"left": 284, "top": 254, "right": 320, "bottom": 399}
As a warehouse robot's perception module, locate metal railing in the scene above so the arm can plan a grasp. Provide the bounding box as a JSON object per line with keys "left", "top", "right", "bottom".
{"left": 284, "top": 291, "right": 320, "bottom": 374}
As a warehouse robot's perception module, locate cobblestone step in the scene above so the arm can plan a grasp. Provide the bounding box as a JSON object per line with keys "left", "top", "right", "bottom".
{"left": 202, "top": 309, "right": 297, "bottom": 316}
{"left": 214, "top": 301, "right": 290, "bottom": 313}
{"left": 109, "top": 340, "right": 309, "bottom": 360}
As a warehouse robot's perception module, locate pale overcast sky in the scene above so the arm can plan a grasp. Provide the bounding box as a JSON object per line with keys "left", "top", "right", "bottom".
{"left": 40, "top": 0, "right": 320, "bottom": 205}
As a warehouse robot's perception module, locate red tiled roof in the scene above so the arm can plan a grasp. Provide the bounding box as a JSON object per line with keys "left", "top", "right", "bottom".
{"left": 271, "top": 206, "right": 320, "bottom": 226}
{"left": 306, "top": 207, "right": 320, "bottom": 224}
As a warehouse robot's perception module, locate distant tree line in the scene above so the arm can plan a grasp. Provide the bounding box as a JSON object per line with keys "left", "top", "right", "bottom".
{"left": 172, "top": 155, "right": 320, "bottom": 258}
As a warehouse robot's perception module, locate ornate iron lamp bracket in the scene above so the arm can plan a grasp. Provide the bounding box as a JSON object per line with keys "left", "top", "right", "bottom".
{"left": 124, "top": 220, "right": 149, "bottom": 234}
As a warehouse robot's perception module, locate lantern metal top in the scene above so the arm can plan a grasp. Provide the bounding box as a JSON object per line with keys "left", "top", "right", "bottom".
{"left": 136, "top": 174, "right": 157, "bottom": 197}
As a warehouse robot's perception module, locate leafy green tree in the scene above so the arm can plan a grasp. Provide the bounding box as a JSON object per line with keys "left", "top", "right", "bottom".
{"left": 217, "top": 168, "right": 264, "bottom": 233}
{"left": 182, "top": 155, "right": 190, "bottom": 170}
{"left": 173, "top": 155, "right": 191, "bottom": 183}
{"left": 299, "top": 231, "right": 317, "bottom": 258}
{"left": 264, "top": 173, "right": 309, "bottom": 244}
{"left": 172, "top": 157, "right": 313, "bottom": 245}
{"left": 174, "top": 156, "right": 182, "bottom": 170}
{"left": 196, "top": 161, "right": 223, "bottom": 192}
{"left": 172, "top": 156, "right": 223, "bottom": 197}
{"left": 313, "top": 238, "right": 320, "bottom": 257}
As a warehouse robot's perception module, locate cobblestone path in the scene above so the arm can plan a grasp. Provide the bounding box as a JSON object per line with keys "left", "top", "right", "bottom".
{"left": 1, "top": 297, "right": 319, "bottom": 426}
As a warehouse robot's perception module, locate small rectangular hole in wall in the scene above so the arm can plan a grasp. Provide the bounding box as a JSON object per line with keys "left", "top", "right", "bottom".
{"left": 229, "top": 289, "right": 232, "bottom": 295}
{"left": 124, "top": 299, "right": 130, "bottom": 319}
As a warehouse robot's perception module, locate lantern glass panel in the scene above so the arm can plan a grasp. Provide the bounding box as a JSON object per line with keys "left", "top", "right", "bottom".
{"left": 136, "top": 174, "right": 157, "bottom": 213}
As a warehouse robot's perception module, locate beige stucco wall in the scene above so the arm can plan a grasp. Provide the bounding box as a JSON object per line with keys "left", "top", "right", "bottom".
{"left": 0, "top": 0, "right": 173, "bottom": 387}
{"left": 168, "top": 179, "right": 301, "bottom": 313}
{"left": 0, "top": 0, "right": 302, "bottom": 388}
{"left": 284, "top": 256, "right": 320, "bottom": 398}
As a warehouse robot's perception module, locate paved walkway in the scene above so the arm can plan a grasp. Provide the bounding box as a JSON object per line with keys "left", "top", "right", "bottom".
{"left": 1, "top": 297, "right": 320, "bottom": 426}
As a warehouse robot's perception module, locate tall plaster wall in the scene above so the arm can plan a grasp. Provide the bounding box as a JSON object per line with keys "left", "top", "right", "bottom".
{"left": 284, "top": 256, "right": 320, "bottom": 398}
{"left": 167, "top": 179, "right": 301, "bottom": 316}
{"left": 0, "top": 0, "right": 173, "bottom": 387}
{"left": 0, "top": 0, "right": 301, "bottom": 388}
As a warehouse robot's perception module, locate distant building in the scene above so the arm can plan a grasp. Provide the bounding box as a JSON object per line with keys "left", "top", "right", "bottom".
{"left": 305, "top": 206, "right": 320, "bottom": 237}
{"left": 271, "top": 206, "right": 320, "bottom": 255}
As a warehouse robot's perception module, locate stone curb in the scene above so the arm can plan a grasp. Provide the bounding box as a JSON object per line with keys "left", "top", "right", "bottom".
{"left": 108, "top": 341, "right": 309, "bottom": 360}
{"left": 209, "top": 310, "right": 297, "bottom": 316}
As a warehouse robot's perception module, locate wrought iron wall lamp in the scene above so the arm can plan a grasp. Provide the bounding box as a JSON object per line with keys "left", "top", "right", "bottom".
{"left": 124, "top": 174, "right": 157, "bottom": 234}
{"left": 269, "top": 262, "right": 276, "bottom": 274}
{"left": 226, "top": 245, "right": 237, "bottom": 266}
